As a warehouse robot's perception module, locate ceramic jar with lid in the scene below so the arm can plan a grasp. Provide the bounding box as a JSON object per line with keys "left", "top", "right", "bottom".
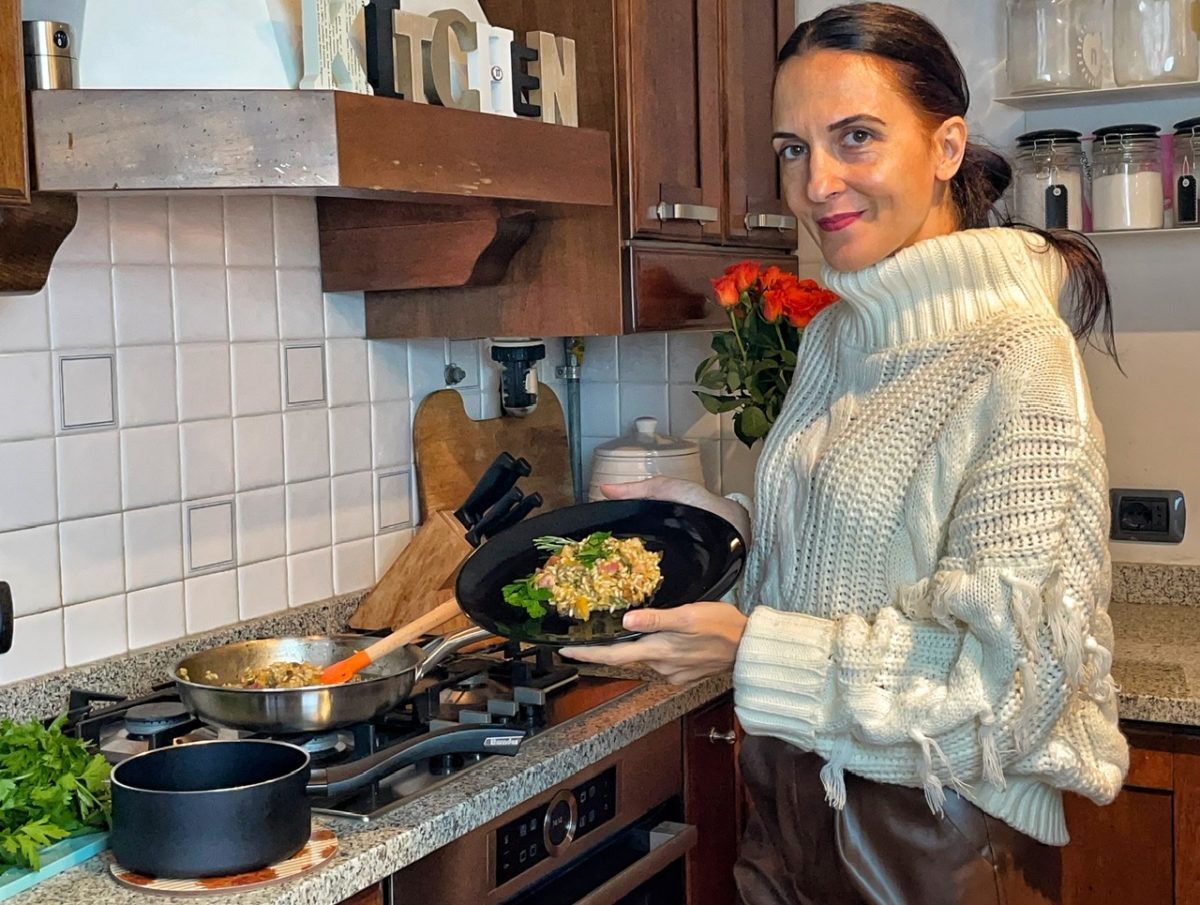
{"left": 587, "top": 417, "right": 706, "bottom": 502}
{"left": 1174, "top": 116, "right": 1200, "bottom": 227}
{"left": 1090, "top": 123, "right": 1164, "bottom": 231}
{"left": 1013, "top": 129, "right": 1090, "bottom": 230}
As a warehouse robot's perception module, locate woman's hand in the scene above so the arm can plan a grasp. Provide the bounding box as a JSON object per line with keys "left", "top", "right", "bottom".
{"left": 560, "top": 603, "right": 748, "bottom": 685}
{"left": 601, "top": 476, "right": 752, "bottom": 543}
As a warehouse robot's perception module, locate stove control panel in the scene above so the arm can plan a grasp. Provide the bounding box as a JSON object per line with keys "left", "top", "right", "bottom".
{"left": 495, "top": 766, "right": 617, "bottom": 885}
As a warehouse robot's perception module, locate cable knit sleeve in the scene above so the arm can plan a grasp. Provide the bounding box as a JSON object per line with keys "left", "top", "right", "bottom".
{"left": 734, "top": 364, "right": 1124, "bottom": 831}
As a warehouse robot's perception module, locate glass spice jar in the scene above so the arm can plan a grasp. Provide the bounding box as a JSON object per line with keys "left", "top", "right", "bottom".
{"left": 1013, "top": 129, "right": 1090, "bottom": 230}
{"left": 1112, "top": 0, "right": 1200, "bottom": 87}
{"left": 1174, "top": 117, "right": 1200, "bottom": 227}
{"left": 1007, "top": 0, "right": 1106, "bottom": 93}
{"left": 1090, "top": 123, "right": 1165, "bottom": 231}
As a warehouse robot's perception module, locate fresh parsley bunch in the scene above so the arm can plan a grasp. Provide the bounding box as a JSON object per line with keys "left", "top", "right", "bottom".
{"left": 0, "top": 715, "right": 112, "bottom": 870}
{"left": 501, "top": 532, "right": 615, "bottom": 618}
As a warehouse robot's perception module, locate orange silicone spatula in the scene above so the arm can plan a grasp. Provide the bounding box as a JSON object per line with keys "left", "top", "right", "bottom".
{"left": 320, "top": 598, "right": 463, "bottom": 685}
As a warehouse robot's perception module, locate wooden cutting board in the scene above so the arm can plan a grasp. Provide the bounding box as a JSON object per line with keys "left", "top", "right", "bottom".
{"left": 412, "top": 385, "right": 573, "bottom": 519}
{"left": 348, "top": 385, "right": 573, "bottom": 631}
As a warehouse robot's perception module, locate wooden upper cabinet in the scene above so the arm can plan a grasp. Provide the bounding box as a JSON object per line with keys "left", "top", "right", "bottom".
{"left": 723, "top": 0, "right": 797, "bottom": 249}
{"left": 1, "top": 0, "right": 31, "bottom": 206}
{"left": 619, "top": 0, "right": 724, "bottom": 242}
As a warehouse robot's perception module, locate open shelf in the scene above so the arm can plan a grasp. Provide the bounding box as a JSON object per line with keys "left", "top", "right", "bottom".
{"left": 996, "top": 80, "right": 1200, "bottom": 111}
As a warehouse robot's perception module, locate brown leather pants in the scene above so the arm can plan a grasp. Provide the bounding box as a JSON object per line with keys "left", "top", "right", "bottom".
{"left": 735, "top": 737, "right": 1063, "bottom": 905}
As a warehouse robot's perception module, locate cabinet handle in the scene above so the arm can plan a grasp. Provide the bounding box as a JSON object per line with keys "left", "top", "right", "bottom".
{"left": 654, "top": 201, "right": 719, "bottom": 223}
{"left": 568, "top": 821, "right": 698, "bottom": 905}
{"left": 708, "top": 728, "right": 736, "bottom": 745}
{"left": 745, "top": 211, "right": 797, "bottom": 230}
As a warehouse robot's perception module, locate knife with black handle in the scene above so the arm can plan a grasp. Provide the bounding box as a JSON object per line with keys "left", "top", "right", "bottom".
{"left": 464, "top": 486, "right": 525, "bottom": 546}
{"left": 454, "top": 452, "right": 531, "bottom": 529}
{"left": 480, "top": 492, "right": 544, "bottom": 541}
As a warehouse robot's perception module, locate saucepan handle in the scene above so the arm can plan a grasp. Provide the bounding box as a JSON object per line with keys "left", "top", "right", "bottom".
{"left": 307, "top": 723, "right": 526, "bottom": 797}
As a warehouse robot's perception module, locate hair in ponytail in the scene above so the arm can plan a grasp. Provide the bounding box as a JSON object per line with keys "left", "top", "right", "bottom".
{"left": 779, "top": 2, "right": 1118, "bottom": 361}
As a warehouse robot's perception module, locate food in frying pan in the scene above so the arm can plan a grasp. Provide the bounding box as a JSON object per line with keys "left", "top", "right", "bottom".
{"left": 502, "top": 532, "right": 663, "bottom": 620}
{"left": 178, "top": 661, "right": 361, "bottom": 688}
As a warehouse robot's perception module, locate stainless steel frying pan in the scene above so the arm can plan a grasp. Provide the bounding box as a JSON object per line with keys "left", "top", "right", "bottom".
{"left": 173, "top": 627, "right": 492, "bottom": 733}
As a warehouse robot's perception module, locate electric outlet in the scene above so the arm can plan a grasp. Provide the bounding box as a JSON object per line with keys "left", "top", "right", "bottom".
{"left": 1110, "top": 488, "right": 1186, "bottom": 543}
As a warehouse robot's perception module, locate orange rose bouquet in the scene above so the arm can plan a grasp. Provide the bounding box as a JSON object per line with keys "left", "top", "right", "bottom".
{"left": 695, "top": 261, "right": 839, "bottom": 446}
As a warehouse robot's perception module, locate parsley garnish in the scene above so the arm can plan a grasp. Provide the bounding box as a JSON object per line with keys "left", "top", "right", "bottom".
{"left": 0, "top": 715, "right": 111, "bottom": 870}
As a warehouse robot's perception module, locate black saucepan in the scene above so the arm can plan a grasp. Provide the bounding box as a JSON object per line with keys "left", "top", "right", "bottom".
{"left": 454, "top": 499, "right": 746, "bottom": 645}
{"left": 109, "top": 724, "right": 525, "bottom": 878}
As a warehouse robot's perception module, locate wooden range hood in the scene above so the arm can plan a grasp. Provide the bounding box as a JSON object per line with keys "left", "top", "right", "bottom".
{"left": 14, "top": 88, "right": 613, "bottom": 293}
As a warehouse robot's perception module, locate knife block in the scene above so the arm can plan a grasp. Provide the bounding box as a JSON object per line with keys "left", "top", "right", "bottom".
{"left": 348, "top": 510, "right": 474, "bottom": 631}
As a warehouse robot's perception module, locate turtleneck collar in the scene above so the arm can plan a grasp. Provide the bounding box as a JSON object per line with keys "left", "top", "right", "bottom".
{"left": 820, "top": 228, "right": 1067, "bottom": 351}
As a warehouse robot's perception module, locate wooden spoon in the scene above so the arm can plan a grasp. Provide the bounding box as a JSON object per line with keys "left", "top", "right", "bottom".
{"left": 320, "top": 598, "right": 463, "bottom": 685}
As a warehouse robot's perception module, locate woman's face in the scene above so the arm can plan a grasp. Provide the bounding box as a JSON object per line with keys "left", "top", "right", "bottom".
{"left": 772, "top": 50, "right": 967, "bottom": 272}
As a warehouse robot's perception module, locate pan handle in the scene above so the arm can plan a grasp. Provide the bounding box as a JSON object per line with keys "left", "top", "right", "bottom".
{"left": 307, "top": 724, "right": 526, "bottom": 797}
{"left": 414, "top": 626, "right": 495, "bottom": 682}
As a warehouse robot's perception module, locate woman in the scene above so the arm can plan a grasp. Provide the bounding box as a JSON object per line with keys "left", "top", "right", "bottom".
{"left": 560, "top": 4, "right": 1129, "bottom": 903}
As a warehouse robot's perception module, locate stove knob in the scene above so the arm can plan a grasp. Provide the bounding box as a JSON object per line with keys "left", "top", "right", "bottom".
{"left": 543, "top": 790, "right": 577, "bottom": 856}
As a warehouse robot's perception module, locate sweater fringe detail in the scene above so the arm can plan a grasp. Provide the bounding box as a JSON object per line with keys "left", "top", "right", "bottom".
{"left": 1003, "top": 571, "right": 1045, "bottom": 661}
{"left": 1015, "top": 658, "right": 1040, "bottom": 754}
{"left": 819, "top": 736, "right": 853, "bottom": 810}
{"left": 979, "top": 707, "right": 1006, "bottom": 789}
{"left": 930, "top": 570, "right": 964, "bottom": 628}
{"left": 1085, "top": 636, "right": 1114, "bottom": 700}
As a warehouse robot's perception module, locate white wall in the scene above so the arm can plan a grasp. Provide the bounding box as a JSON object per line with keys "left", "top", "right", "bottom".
{"left": 0, "top": 196, "right": 756, "bottom": 684}
{"left": 793, "top": 1, "right": 1200, "bottom": 564}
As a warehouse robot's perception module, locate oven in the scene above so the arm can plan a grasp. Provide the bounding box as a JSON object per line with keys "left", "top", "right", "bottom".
{"left": 390, "top": 721, "right": 694, "bottom": 904}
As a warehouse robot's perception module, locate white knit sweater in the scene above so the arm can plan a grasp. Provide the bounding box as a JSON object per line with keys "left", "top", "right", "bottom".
{"left": 732, "top": 228, "right": 1128, "bottom": 846}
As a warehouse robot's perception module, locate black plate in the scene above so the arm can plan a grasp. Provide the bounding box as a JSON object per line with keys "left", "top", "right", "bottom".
{"left": 454, "top": 499, "right": 746, "bottom": 645}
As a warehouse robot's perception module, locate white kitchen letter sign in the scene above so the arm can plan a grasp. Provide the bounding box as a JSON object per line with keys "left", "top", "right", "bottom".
{"left": 527, "top": 31, "right": 578, "bottom": 126}
{"left": 300, "top": 0, "right": 373, "bottom": 93}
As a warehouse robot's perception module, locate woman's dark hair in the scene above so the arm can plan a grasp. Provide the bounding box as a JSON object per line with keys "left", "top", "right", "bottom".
{"left": 778, "top": 2, "right": 1117, "bottom": 361}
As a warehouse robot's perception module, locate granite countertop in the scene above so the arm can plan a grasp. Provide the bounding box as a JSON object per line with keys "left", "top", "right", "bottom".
{"left": 1110, "top": 601, "right": 1200, "bottom": 728}
{"left": 13, "top": 668, "right": 731, "bottom": 905}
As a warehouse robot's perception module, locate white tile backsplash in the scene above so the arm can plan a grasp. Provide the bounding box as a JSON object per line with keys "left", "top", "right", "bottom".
{"left": 172, "top": 266, "right": 230, "bottom": 342}
{"left": 231, "top": 342, "right": 282, "bottom": 416}
{"left": 0, "top": 194, "right": 762, "bottom": 687}
{"left": 284, "top": 344, "right": 326, "bottom": 405}
{"left": 60, "top": 354, "right": 116, "bottom": 429}
{"left": 0, "top": 287, "right": 50, "bottom": 354}
{"left": 238, "top": 557, "right": 288, "bottom": 620}
{"left": 287, "top": 547, "right": 332, "bottom": 608}
{"left": 64, "top": 594, "right": 128, "bottom": 666}
{"left": 0, "top": 438, "right": 57, "bottom": 532}
{"left": 180, "top": 419, "right": 235, "bottom": 500}
{"left": 187, "top": 500, "right": 236, "bottom": 572}
{"left": 116, "top": 346, "right": 176, "bottom": 426}
{"left": 120, "top": 425, "right": 181, "bottom": 509}
{"left": 177, "top": 343, "right": 232, "bottom": 421}
{"left": 59, "top": 514, "right": 125, "bottom": 605}
{"left": 224, "top": 196, "right": 275, "bottom": 268}
{"left": 283, "top": 408, "right": 330, "bottom": 482}
{"left": 168, "top": 196, "right": 225, "bottom": 266}
{"left": 277, "top": 269, "right": 325, "bottom": 340}
{"left": 113, "top": 265, "right": 174, "bottom": 346}
{"left": 56, "top": 430, "right": 121, "bottom": 520}
{"left": 124, "top": 504, "right": 183, "bottom": 591}
{"left": 226, "top": 267, "right": 279, "bottom": 341}
{"left": 185, "top": 569, "right": 239, "bottom": 633}
{"left": 110, "top": 197, "right": 169, "bottom": 265}
{"left": 0, "top": 524, "right": 61, "bottom": 616}
{"left": 127, "top": 582, "right": 185, "bottom": 649}
{"left": 0, "top": 352, "right": 53, "bottom": 440}
{"left": 326, "top": 339, "right": 369, "bottom": 407}
{"left": 48, "top": 265, "right": 114, "bottom": 349}
{"left": 234, "top": 414, "right": 284, "bottom": 491}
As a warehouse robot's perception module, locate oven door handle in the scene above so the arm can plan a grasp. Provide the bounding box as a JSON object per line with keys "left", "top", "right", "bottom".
{"left": 568, "top": 820, "right": 698, "bottom": 905}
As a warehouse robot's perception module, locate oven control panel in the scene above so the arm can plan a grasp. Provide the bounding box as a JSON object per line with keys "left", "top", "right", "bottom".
{"left": 496, "top": 766, "right": 617, "bottom": 885}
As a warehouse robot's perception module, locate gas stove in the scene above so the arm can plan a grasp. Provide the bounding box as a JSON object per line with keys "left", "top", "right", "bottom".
{"left": 61, "top": 640, "right": 643, "bottom": 822}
